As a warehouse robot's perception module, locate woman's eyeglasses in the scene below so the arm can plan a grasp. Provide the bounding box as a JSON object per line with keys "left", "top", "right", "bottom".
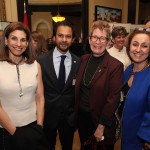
{"left": 90, "top": 36, "right": 108, "bottom": 42}
{"left": 134, "top": 27, "right": 150, "bottom": 32}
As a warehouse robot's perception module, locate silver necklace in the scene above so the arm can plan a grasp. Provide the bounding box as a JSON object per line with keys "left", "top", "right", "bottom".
{"left": 83, "top": 55, "right": 101, "bottom": 87}
{"left": 11, "top": 57, "right": 24, "bottom": 97}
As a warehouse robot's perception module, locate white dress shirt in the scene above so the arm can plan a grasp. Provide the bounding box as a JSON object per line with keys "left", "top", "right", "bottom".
{"left": 53, "top": 47, "right": 72, "bottom": 82}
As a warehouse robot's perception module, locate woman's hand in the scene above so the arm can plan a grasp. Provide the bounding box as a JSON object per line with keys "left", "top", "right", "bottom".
{"left": 94, "top": 124, "right": 105, "bottom": 142}
{"left": 0, "top": 101, "right": 16, "bottom": 135}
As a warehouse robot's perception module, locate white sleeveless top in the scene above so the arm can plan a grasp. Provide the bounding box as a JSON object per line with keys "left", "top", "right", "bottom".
{"left": 0, "top": 60, "right": 38, "bottom": 127}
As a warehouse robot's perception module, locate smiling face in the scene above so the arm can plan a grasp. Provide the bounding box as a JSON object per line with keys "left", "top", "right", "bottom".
{"left": 5, "top": 30, "right": 28, "bottom": 60}
{"left": 54, "top": 25, "right": 74, "bottom": 54}
{"left": 113, "top": 34, "right": 126, "bottom": 50}
{"left": 129, "top": 33, "right": 150, "bottom": 64}
{"left": 89, "top": 28, "right": 108, "bottom": 57}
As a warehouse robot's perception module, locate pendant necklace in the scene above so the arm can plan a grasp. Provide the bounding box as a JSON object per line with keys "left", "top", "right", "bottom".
{"left": 83, "top": 55, "right": 101, "bottom": 87}
{"left": 11, "top": 57, "right": 24, "bottom": 97}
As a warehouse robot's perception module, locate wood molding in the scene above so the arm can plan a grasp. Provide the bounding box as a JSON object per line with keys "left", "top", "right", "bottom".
{"left": 0, "top": 0, "right": 6, "bottom": 21}
{"left": 28, "top": 0, "right": 81, "bottom": 5}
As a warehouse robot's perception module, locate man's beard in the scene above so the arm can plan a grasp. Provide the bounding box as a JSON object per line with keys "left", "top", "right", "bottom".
{"left": 57, "top": 42, "right": 71, "bottom": 52}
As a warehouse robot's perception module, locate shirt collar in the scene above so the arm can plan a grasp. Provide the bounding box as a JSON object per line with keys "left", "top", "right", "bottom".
{"left": 54, "top": 47, "right": 71, "bottom": 59}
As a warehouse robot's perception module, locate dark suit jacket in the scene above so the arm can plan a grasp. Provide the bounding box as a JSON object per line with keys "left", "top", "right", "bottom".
{"left": 75, "top": 51, "right": 123, "bottom": 144}
{"left": 37, "top": 49, "right": 80, "bottom": 128}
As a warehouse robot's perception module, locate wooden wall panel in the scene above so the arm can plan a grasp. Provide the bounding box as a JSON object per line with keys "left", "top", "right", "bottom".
{"left": 0, "top": 0, "right": 6, "bottom": 21}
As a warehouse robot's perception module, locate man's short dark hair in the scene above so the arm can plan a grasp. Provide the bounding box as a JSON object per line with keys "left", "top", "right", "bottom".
{"left": 53, "top": 20, "right": 75, "bottom": 38}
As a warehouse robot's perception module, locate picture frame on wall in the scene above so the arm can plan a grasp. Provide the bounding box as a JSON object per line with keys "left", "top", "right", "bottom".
{"left": 95, "top": 5, "right": 122, "bottom": 23}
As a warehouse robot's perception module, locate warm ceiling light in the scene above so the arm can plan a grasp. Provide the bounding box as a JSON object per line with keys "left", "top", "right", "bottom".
{"left": 52, "top": 12, "right": 65, "bottom": 23}
{"left": 52, "top": 0, "right": 65, "bottom": 23}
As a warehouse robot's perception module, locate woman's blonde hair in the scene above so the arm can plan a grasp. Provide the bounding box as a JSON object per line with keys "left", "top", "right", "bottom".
{"left": 90, "top": 20, "right": 111, "bottom": 40}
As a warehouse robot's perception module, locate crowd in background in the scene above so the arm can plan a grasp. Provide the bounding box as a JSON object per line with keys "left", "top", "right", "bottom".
{"left": 0, "top": 15, "right": 150, "bottom": 150}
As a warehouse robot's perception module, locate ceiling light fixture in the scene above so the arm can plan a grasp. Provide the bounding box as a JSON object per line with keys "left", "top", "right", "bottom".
{"left": 52, "top": 0, "right": 65, "bottom": 23}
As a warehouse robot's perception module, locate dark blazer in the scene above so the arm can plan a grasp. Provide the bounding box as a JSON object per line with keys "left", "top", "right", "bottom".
{"left": 75, "top": 51, "right": 123, "bottom": 144}
{"left": 37, "top": 49, "right": 80, "bottom": 128}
